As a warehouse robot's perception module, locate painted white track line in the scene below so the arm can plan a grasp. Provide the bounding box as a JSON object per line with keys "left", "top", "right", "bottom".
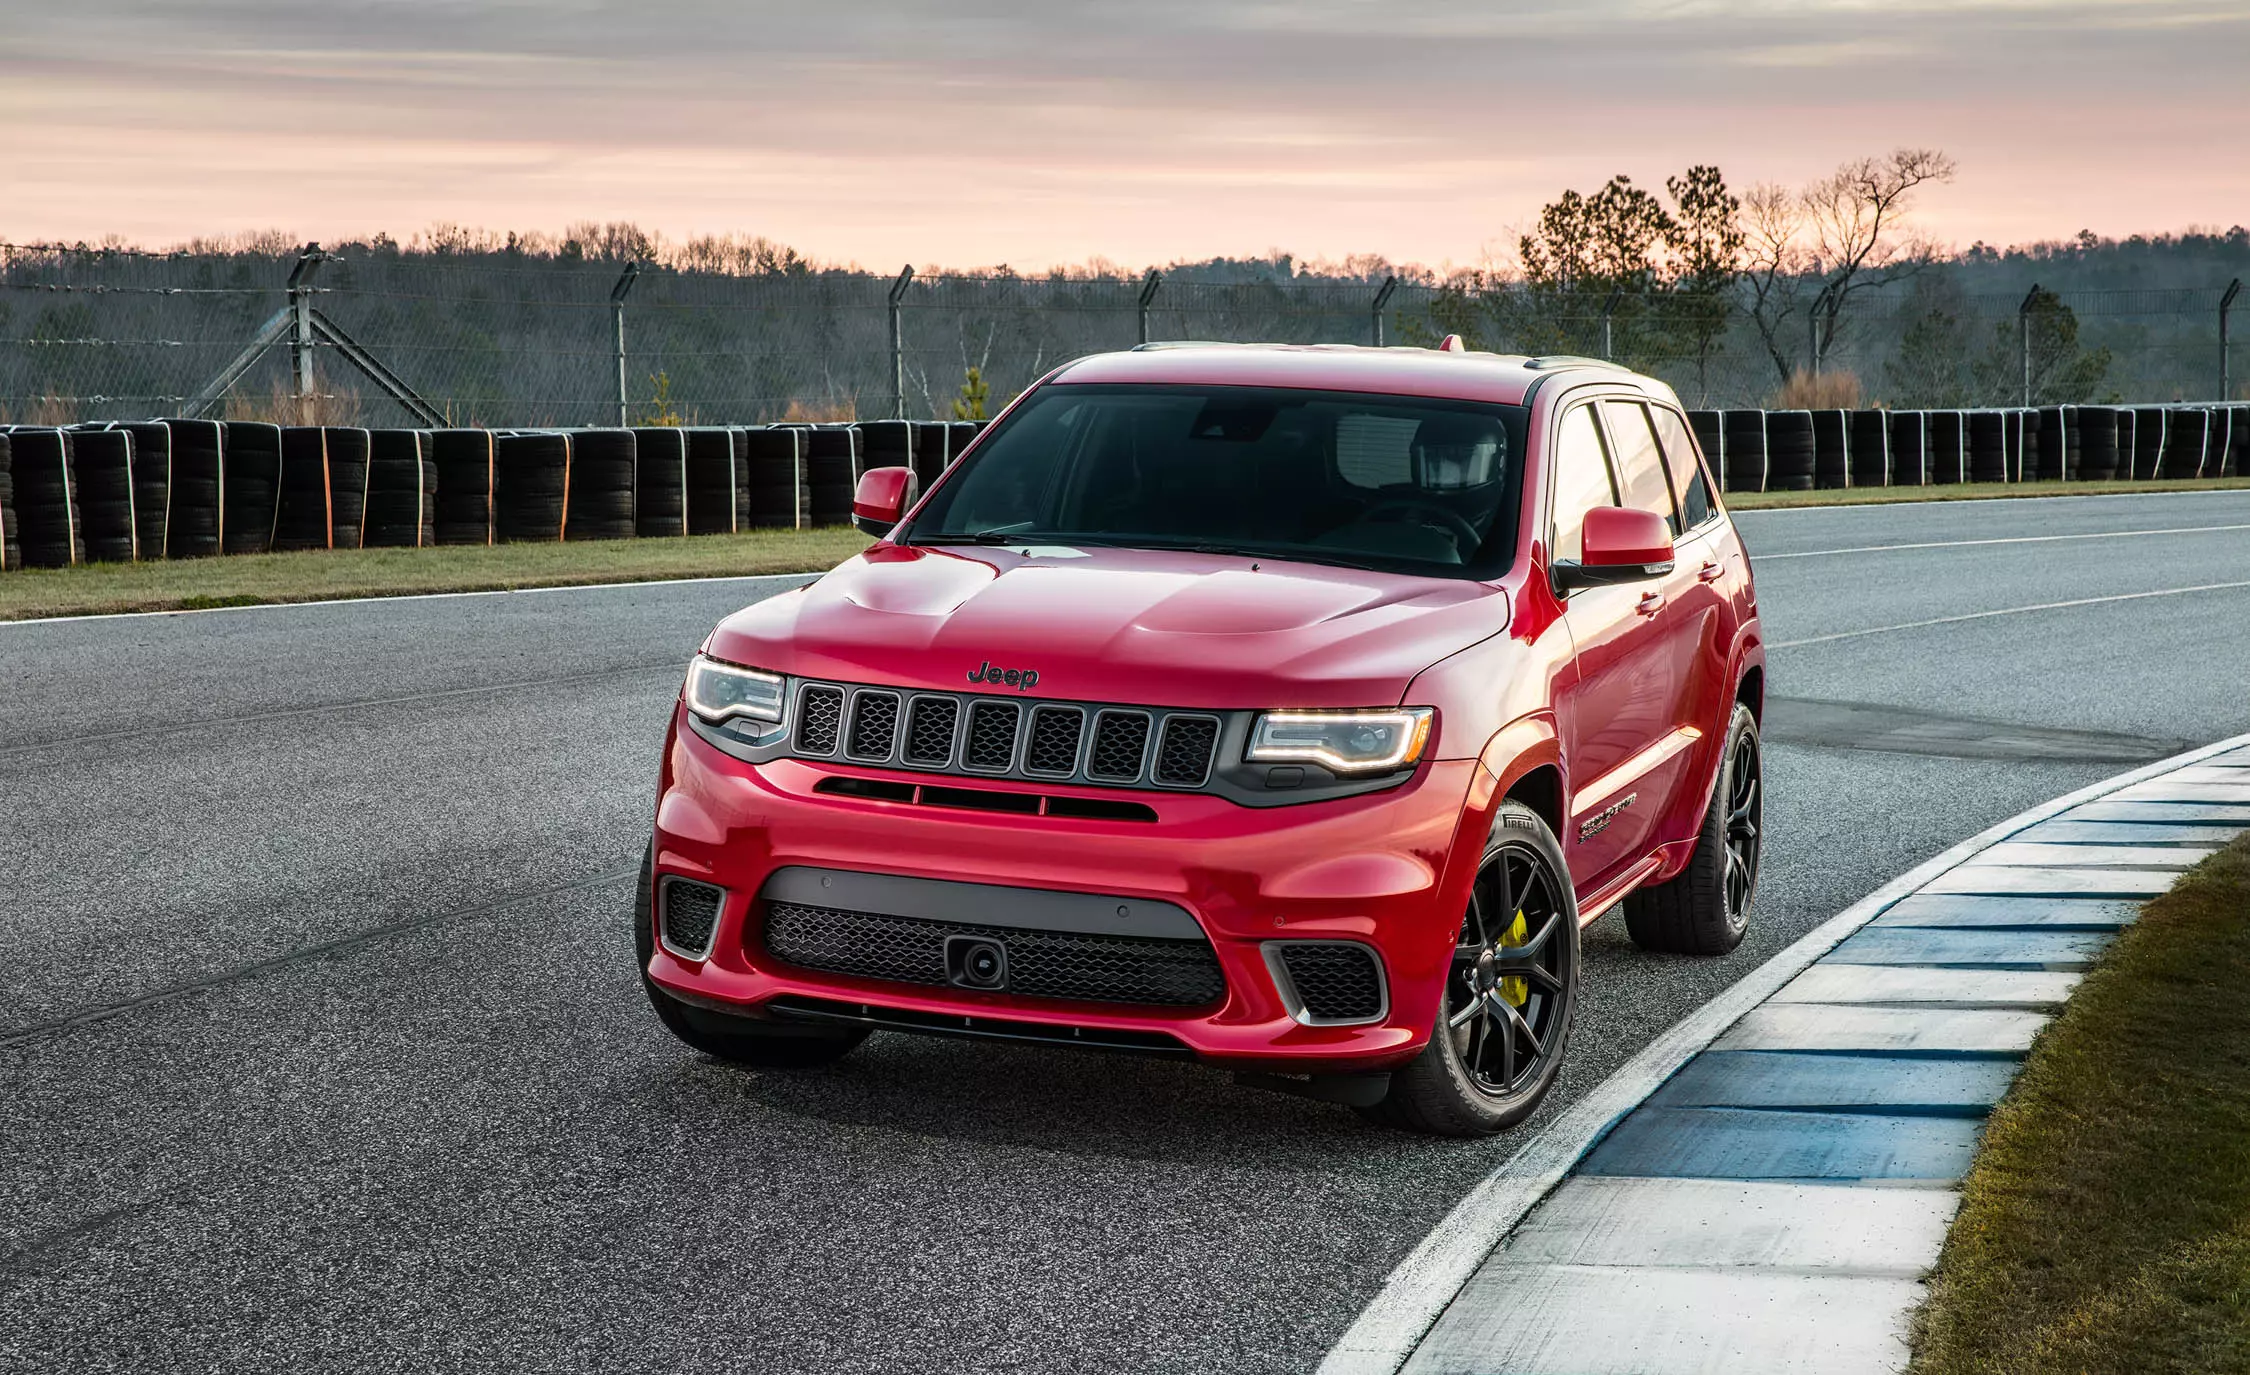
{"left": 1770, "top": 579, "right": 2250, "bottom": 650}
{"left": 0, "top": 570, "right": 824, "bottom": 630}
{"left": 1757, "top": 522, "right": 2250, "bottom": 560}
{"left": 1317, "top": 726, "right": 2250, "bottom": 1375}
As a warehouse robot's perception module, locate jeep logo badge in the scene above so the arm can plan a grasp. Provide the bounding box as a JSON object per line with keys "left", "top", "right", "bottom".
{"left": 967, "top": 661, "right": 1040, "bottom": 691}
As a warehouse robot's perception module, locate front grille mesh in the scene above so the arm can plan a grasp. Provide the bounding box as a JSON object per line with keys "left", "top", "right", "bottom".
{"left": 762, "top": 901, "right": 1226, "bottom": 1007}
{"left": 1154, "top": 716, "right": 1221, "bottom": 786}
{"left": 785, "top": 679, "right": 1221, "bottom": 793}
{"left": 904, "top": 697, "right": 957, "bottom": 765}
{"left": 796, "top": 686, "right": 844, "bottom": 754}
{"left": 1024, "top": 705, "right": 1085, "bottom": 776}
{"left": 661, "top": 879, "right": 725, "bottom": 956}
{"left": 964, "top": 701, "right": 1020, "bottom": 771}
{"left": 847, "top": 691, "right": 900, "bottom": 759}
{"left": 1278, "top": 944, "right": 1384, "bottom": 1021}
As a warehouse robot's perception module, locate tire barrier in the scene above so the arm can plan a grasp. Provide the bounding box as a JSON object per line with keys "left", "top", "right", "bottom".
{"left": 566, "top": 429, "right": 638, "bottom": 541}
{"left": 2229, "top": 409, "right": 2250, "bottom": 477}
{"left": 1686, "top": 411, "right": 1723, "bottom": 476}
{"left": 2160, "top": 409, "right": 2210, "bottom": 478}
{"left": 805, "top": 425, "right": 862, "bottom": 525}
{"left": 2035, "top": 407, "right": 2069, "bottom": 481}
{"left": 952, "top": 421, "right": 985, "bottom": 458}
{"left": 493, "top": 431, "right": 568, "bottom": 543}
{"left": 2075, "top": 406, "right": 2121, "bottom": 482}
{"left": 2132, "top": 408, "right": 2168, "bottom": 479}
{"left": 1764, "top": 410, "right": 1815, "bottom": 491}
{"left": 0, "top": 432, "right": 16, "bottom": 571}
{"left": 1720, "top": 410, "right": 1767, "bottom": 493}
{"left": 69, "top": 426, "right": 139, "bottom": 563}
{"left": 273, "top": 426, "right": 333, "bottom": 553}
{"left": 221, "top": 422, "right": 283, "bottom": 555}
{"left": 2115, "top": 409, "right": 2137, "bottom": 479}
{"left": 1848, "top": 410, "right": 1889, "bottom": 488}
{"left": 912, "top": 421, "right": 954, "bottom": 493}
{"left": 1810, "top": 409, "right": 1850, "bottom": 489}
{"left": 744, "top": 425, "right": 804, "bottom": 528}
{"left": 10, "top": 428, "right": 83, "bottom": 568}
{"left": 631, "top": 427, "right": 688, "bottom": 539}
{"left": 163, "top": 418, "right": 223, "bottom": 558}
{"left": 1966, "top": 411, "right": 2008, "bottom": 484}
{"left": 430, "top": 428, "right": 496, "bottom": 546}
{"left": 111, "top": 422, "right": 172, "bottom": 558}
{"left": 729, "top": 428, "right": 755, "bottom": 529}
{"left": 684, "top": 428, "right": 740, "bottom": 535}
{"left": 1926, "top": 411, "right": 1965, "bottom": 484}
{"left": 364, "top": 429, "right": 437, "bottom": 548}
{"left": 1887, "top": 410, "right": 1927, "bottom": 486}
{"left": 860, "top": 419, "right": 915, "bottom": 479}
{"left": 324, "top": 427, "right": 371, "bottom": 550}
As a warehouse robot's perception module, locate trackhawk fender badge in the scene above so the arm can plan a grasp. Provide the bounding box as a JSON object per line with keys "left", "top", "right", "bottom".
{"left": 1577, "top": 793, "right": 1637, "bottom": 842}
{"left": 968, "top": 661, "right": 1040, "bottom": 691}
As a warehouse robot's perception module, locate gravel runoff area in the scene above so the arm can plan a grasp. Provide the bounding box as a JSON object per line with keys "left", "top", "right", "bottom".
{"left": 1, "top": 490, "right": 2247, "bottom": 1374}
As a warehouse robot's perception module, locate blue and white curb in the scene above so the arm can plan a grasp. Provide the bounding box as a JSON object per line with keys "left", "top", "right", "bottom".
{"left": 1320, "top": 730, "right": 2250, "bottom": 1375}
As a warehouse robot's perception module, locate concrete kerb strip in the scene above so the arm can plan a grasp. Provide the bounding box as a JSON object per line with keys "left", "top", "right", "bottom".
{"left": 1317, "top": 725, "right": 2250, "bottom": 1375}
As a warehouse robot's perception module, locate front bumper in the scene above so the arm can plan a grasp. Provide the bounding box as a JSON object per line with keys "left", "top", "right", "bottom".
{"left": 647, "top": 704, "right": 1490, "bottom": 1072}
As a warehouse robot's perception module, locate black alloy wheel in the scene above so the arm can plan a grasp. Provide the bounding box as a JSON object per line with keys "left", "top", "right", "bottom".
{"left": 1368, "top": 801, "right": 1580, "bottom": 1136}
{"left": 1721, "top": 724, "right": 1762, "bottom": 926}
{"left": 1623, "top": 702, "right": 1763, "bottom": 955}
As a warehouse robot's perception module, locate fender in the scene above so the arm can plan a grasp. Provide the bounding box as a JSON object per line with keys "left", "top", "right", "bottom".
{"left": 1469, "top": 710, "right": 1565, "bottom": 825}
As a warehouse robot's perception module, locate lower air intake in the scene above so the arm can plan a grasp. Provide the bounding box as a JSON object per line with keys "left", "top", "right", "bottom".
{"left": 1273, "top": 942, "right": 1385, "bottom": 1023}
{"left": 661, "top": 878, "right": 726, "bottom": 957}
{"left": 762, "top": 901, "right": 1225, "bottom": 1007}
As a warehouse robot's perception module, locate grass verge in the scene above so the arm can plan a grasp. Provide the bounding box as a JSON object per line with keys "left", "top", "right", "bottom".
{"left": 1910, "top": 832, "right": 2250, "bottom": 1375}
{"left": 0, "top": 528, "right": 872, "bottom": 621}
{"left": 1728, "top": 476, "right": 2250, "bottom": 509}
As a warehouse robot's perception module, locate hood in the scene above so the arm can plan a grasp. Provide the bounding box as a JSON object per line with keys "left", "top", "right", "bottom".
{"left": 704, "top": 543, "right": 1509, "bottom": 709}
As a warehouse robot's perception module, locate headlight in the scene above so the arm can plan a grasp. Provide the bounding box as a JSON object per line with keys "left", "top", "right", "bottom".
{"left": 1247, "top": 708, "right": 1433, "bottom": 774}
{"left": 684, "top": 655, "right": 786, "bottom": 724}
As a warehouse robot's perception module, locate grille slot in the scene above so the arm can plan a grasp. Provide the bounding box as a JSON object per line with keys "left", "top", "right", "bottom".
{"left": 1153, "top": 714, "right": 1221, "bottom": 787}
{"left": 846, "top": 690, "right": 901, "bottom": 761}
{"left": 1023, "top": 705, "right": 1086, "bottom": 777}
{"left": 796, "top": 685, "right": 844, "bottom": 754}
{"left": 1273, "top": 943, "right": 1386, "bottom": 1023}
{"left": 903, "top": 696, "right": 958, "bottom": 766}
{"left": 762, "top": 901, "right": 1226, "bottom": 1007}
{"left": 659, "top": 879, "right": 726, "bottom": 958}
{"left": 1086, "top": 710, "right": 1151, "bottom": 782}
{"left": 963, "top": 701, "right": 1021, "bottom": 772}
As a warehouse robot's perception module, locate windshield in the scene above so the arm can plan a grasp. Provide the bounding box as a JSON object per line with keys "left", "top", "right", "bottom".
{"left": 904, "top": 383, "right": 1529, "bottom": 577}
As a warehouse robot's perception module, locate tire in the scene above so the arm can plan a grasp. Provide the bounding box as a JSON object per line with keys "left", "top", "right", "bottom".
{"left": 1624, "top": 703, "right": 1762, "bottom": 955}
{"left": 633, "top": 846, "right": 869, "bottom": 1068}
{"left": 1365, "top": 801, "right": 1580, "bottom": 1137}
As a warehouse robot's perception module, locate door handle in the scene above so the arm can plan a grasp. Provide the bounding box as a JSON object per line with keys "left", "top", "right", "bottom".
{"left": 1697, "top": 559, "right": 1726, "bottom": 583}
{"left": 1635, "top": 591, "right": 1665, "bottom": 616}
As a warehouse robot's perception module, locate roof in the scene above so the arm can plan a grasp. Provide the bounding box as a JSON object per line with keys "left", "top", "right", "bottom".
{"left": 1050, "top": 342, "right": 1632, "bottom": 408}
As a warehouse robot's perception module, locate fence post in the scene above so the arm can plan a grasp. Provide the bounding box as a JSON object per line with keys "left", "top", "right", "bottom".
{"left": 2223, "top": 279, "right": 2242, "bottom": 402}
{"left": 1137, "top": 269, "right": 1163, "bottom": 346}
{"left": 2018, "top": 284, "right": 2041, "bottom": 408}
{"left": 1371, "top": 276, "right": 1398, "bottom": 347}
{"left": 610, "top": 261, "right": 640, "bottom": 427}
{"left": 1600, "top": 287, "right": 1622, "bottom": 361}
{"left": 286, "top": 244, "right": 325, "bottom": 404}
{"left": 888, "top": 265, "right": 915, "bottom": 420}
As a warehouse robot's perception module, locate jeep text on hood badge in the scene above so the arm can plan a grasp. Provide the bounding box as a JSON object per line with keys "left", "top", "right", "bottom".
{"left": 968, "top": 661, "right": 1040, "bottom": 691}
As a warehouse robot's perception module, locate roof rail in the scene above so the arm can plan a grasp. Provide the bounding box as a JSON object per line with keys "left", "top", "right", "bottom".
{"left": 1523, "top": 355, "right": 1627, "bottom": 371}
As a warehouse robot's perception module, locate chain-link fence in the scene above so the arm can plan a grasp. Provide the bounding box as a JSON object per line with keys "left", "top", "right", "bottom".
{"left": 4, "top": 243, "right": 2242, "bottom": 428}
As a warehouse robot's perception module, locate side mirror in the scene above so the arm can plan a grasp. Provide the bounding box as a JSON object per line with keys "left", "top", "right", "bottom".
{"left": 852, "top": 466, "right": 918, "bottom": 536}
{"left": 1552, "top": 505, "right": 1675, "bottom": 594}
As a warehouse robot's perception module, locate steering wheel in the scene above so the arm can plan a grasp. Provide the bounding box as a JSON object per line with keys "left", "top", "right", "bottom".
{"left": 1355, "top": 499, "right": 1484, "bottom": 555}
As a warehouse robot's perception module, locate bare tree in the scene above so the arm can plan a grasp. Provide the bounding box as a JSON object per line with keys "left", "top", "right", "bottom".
{"left": 1739, "top": 149, "right": 1956, "bottom": 385}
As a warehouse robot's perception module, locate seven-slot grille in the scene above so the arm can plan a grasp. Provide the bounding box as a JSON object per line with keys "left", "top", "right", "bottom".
{"left": 763, "top": 900, "right": 1226, "bottom": 1007}
{"left": 793, "top": 679, "right": 1221, "bottom": 792}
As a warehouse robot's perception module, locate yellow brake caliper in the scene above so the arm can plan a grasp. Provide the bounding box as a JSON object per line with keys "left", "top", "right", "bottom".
{"left": 1499, "top": 909, "right": 1529, "bottom": 1007}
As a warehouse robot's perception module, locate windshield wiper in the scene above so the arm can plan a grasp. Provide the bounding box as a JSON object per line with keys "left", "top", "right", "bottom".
{"left": 917, "top": 529, "right": 1033, "bottom": 545}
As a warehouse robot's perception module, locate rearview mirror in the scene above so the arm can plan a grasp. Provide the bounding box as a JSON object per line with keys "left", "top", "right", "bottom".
{"left": 1552, "top": 506, "right": 1674, "bottom": 593}
{"left": 852, "top": 466, "right": 918, "bottom": 536}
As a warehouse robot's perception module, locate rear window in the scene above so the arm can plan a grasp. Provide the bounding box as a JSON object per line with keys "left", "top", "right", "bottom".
{"left": 908, "top": 384, "right": 1530, "bottom": 577}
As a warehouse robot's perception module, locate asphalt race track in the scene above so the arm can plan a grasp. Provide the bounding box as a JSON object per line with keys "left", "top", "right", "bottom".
{"left": 4, "top": 491, "right": 2248, "bottom": 1375}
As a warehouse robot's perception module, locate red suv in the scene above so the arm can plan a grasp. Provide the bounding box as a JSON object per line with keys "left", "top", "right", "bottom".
{"left": 638, "top": 343, "right": 1763, "bottom": 1135}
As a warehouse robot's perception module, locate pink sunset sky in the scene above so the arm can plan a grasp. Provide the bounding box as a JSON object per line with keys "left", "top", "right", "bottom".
{"left": 5, "top": 0, "right": 2246, "bottom": 270}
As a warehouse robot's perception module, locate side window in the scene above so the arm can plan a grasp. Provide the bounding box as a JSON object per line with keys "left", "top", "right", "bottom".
{"left": 1648, "top": 407, "right": 1717, "bottom": 530}
{"left": 1548, "top": 405, "right": 1618, "bottom": 563}
{"left": 1599, "top": 400, "right": 1680, "bottom": 535}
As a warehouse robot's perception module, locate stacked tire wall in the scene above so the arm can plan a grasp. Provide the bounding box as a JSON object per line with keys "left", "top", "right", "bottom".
{"left": 165, "top": 420, "right": 224, "bottom": 558}
{"left": 431, "top": 429, "right": 496, "bottom": 545}
{"left": 326, "top": 427, "right": 371, "bottom": 550}
{"left": 365, "top": 430, "right": 437, "bottom": 548}
{"left": 0, "top": 433, "right": 15, "bottom": 571}
{"left": 9, "top": 429, "right": 84, "bottom": 567}
{"left": 631, "top": 427, "right": 687, "bottom": 539}
{"left": 567, "top": 429, "right": 638, "bottom": 541}
{"left": 494, "top": 431, "right": 568, "bottom": 543}
{"left": 221, "top": 422, "right": 282, "bottom": 555}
